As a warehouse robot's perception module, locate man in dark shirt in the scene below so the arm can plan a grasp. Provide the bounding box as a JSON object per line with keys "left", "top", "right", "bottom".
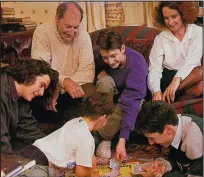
{"left": 135, "top": 101, "right": 203, "bottom": 177}
{"left": 1, "top": 58, "right": 58, "bottom": 153}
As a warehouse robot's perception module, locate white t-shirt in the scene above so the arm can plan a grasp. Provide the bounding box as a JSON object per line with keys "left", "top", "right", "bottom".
{"left": 33, "top": 117, "right": 95, "bottom": 168}
{"left": 148, "top": 24, "right": 203, "bottom": 94}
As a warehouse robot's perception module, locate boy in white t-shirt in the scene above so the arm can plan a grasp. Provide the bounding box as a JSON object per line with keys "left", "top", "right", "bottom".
{"left": 18, "top": 91, "right": 114, "bottom": 177}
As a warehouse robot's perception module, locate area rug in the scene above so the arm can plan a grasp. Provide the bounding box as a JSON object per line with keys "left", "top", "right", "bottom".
{"left": 16, "top": 144, "right": 169, "bottom": 177}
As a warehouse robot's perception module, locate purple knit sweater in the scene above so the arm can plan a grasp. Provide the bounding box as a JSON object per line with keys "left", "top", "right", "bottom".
{"left": 108, "top": 46, "right": 148, "bottom": 140}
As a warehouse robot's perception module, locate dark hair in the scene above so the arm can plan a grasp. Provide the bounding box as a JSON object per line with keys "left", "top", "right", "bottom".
{"left": 6, "top": 58, "right": 59, "bottom": 100}
{"left": 96, "top": 30, "right": 123, "bottom": 50}
{"left": 80, "top": 91, "right": 114, "bottom": 119}
{"left": 154, "top": 1, "right": 199, "bottom": 29}
{"left": 135, "top": 101, "right": 178, "bottom": 134}
{"left": 56, "top": 2, "right": 83, "bottom": 22}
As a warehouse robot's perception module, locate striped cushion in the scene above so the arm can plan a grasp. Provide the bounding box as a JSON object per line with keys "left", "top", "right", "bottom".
{"left": 123, "top": 38, "right": 153, "bottom": 63}
{"left": 89, "top": 26, "right": 161, "bottom": 47}
{"left": 172, "top": 98, "right": 203, "bottom": 117}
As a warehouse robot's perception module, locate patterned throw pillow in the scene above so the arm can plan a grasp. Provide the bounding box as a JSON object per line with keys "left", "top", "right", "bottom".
{"left": 122, "top": 38, "right": 154, "bottom": 64}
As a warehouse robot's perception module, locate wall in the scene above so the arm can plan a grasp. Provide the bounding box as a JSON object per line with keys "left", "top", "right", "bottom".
{"left": 1, "top": 1, "right": 97, "bottom": 30}
{"left": 2, "top": 1, "right": 156, "bottom": 29}
{"left": 122, "top": 2, "right": 145, "bottom": 26}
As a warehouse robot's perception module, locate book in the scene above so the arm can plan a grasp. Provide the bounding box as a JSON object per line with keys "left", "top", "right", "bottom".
{"left": 2, "top": 14, "right": 15, "bottom": 18}
{"left": 1, "top": 22, "right": 19, "bottom": 25}
{"left": 20, "top": 23, "right": 37, "bottom": 28}
{"left": 19, "top": 21, "right": 36, "bottom": 25}
{"left": 1, "top": 11, "right": 15, "bottom": 15}
{"left": 1, "top": 154, "right": 36, "bottom": 177}
{"left": 1, "top": 8, "right": 14, "bottom": 14}
{"left": 19, "top": 26, "right": 37, "bottom": 31}
{"left": 198, "top": 7, "right": 203, "bottom": 17}
{"left": 12, "top": 159, "right": 36, "bottom": 176}
{"left": 1, "top": 154, "right": 23, "bottom": 177}
{"left": 1, "top": 7, "right": 14, "bottom": 11}
{"left": 1, "top": 17, "right": 31, "bottom": 23}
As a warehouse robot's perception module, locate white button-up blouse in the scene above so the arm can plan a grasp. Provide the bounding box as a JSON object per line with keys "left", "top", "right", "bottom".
{"left": 148, "top": 24, "right": 203, "bottom": 94}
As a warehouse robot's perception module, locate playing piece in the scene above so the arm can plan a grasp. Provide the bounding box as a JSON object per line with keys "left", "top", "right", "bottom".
{"left": 131, "top": 163, "right": 152, "bottom": 174}
{"left": 109, "top": 158, "right": 120, "bottom": 169}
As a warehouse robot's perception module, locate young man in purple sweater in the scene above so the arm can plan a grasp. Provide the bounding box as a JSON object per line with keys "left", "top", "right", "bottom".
{"left": 94, "top": 30, "right": 148, "bottom": 162}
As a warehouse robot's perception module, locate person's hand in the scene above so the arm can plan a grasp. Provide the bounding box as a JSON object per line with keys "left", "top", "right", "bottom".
{"left": 91, "top": 155, "right": 100, "bottom": 177}
{"left": 141, "top": 160, "right": 168, "bottom": 177}
{"left": 97, "top": 70, "right": 108, "bottom": 80}
{"left": 63, "top": 78, "right": 85, "bottom": 99}
{"left": 92, "top": 155, "right": 97, "bottom": 168}
{"left": 46, "top": 85, "right": 61, "bottom": 112}
{"left": 153, "top": 160, "right": 167, "bottom": 177}
{"left": 162, "top": 77, "right": 181, "bottom": 104}
{"left": 141, "top": 164, "right": 155, "bottom": 177}
{"left": 152, "top": 91, "right": 162, "bottom": 102}
{"left": 115, "top": 138, "right": 127, "bottom": 162}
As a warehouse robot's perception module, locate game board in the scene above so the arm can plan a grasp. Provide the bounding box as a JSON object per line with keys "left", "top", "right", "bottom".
{"left": 94, "top": 144, "right": 169, "bottom": 177}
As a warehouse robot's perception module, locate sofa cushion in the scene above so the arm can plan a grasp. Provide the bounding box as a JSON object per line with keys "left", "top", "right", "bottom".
{"left": 1, "top": 31, "right": 33, "bottom": 64}
{"left": 123, "top": 38, "right": 153, "bottom": 64}
{"left": 89, "top": 26, "right": 160, "bottom": 48}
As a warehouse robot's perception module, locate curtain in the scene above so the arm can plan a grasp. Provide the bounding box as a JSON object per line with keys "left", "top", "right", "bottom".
{"left": 79, "top": 2, "right": 159, "bottom": 31}
{"left": 78, "top": 2, "right": 106, "bottom": 33}
{"left": 122, "top": 2, "right": 159, "bottom": 27}
{"left": 144, "top": 2, "right": 160, "bottom": 27}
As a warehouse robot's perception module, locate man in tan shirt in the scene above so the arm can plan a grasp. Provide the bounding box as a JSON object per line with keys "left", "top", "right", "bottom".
{"left": 31, "top": 2, "right": 95, "bottom": 124}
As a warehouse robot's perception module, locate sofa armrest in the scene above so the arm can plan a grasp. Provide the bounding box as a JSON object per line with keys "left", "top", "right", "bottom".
{"left": 172, "top": 98, "right": 203, "bottom": 118}
{"left": 1, "top": 30, "right": 34, "bottom": 64}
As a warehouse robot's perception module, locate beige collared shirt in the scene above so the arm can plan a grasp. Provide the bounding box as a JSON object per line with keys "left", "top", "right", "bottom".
{"left": 171, "top": 115, "right": 182, "bottom": 149}
{"left": 31, "top": 22, "right": 95, "bottom": 89}
{"left": 148, "top": 24, "right": 203, "bottom": 94}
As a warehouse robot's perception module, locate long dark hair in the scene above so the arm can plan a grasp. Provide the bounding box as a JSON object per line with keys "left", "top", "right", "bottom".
{"left": 154, "top": 1, "right": 198, "bottom": 29}
{"left": 6, "top": 58, "right": 59, "bottom": 100}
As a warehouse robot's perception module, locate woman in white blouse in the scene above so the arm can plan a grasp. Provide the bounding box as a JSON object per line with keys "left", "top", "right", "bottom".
{"left": 148, "top": 2, "right": 202, "bottom": 104}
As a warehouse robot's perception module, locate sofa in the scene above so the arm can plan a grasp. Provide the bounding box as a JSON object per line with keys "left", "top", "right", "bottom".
{"left": 1, "top": 26, "right": 203, "bottom": 125}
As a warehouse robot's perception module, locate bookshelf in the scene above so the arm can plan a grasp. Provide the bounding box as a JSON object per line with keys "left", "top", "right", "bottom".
{"left": 1, "top": 7, "right": 37, "bottom": 33}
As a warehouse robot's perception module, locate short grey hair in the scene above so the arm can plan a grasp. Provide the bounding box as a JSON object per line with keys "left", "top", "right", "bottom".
{"left": 56, "top": 2, "right": 83, "bottom": 22}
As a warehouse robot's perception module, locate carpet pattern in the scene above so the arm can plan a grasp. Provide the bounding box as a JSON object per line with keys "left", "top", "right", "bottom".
{"left": 16, "top": 144, "right": 169, "bottom": 177}
{"left": 94, "top": 144, "right": 169, "bottom": 177}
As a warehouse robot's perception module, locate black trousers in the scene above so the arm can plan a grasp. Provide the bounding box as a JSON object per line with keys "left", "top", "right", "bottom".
{"left": 31, "top": 93, "right": 80, "bottom": 124}
{"left": 145, "top": 68, "right": 177, "bottom": 100}
{"left": 160, "top": 68, "right": 177, "bottom": 92}
{"left": 17, "top": 145, "right": 48, "bottom": 166}
{"left": 31, "top": 83, "right": 96, "bottom": 128}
